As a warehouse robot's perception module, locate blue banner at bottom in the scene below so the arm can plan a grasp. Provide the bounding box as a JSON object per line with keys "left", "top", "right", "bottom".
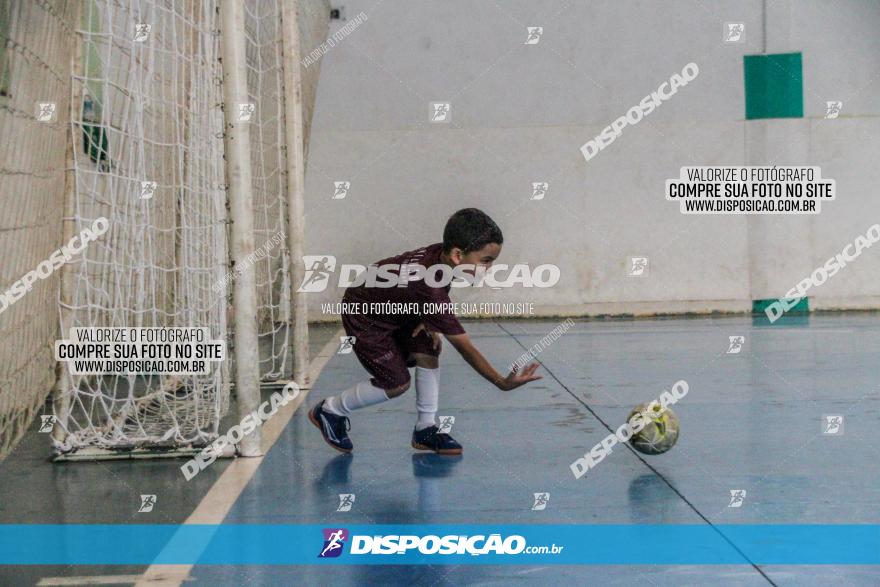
{"left": 1, "top": 524, "right": 879, "bottom": 565}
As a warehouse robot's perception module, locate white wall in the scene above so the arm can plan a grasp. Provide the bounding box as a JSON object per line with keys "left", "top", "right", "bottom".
{"left": 302, "top": 0, "right": 880, "bottom": 319}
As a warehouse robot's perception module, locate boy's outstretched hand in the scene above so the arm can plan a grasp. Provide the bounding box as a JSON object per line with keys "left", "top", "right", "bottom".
{"left": 497, "top": 362, "right": 542, "bottom": 391}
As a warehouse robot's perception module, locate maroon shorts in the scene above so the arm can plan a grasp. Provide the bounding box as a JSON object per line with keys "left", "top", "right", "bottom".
{"left": 342, "top": 314, "right": 440, "bottom": 390}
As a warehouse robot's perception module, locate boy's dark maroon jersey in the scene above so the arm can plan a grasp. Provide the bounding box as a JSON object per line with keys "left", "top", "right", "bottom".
{"left": 342, "top": 243, "right": 465, "bottom": 336}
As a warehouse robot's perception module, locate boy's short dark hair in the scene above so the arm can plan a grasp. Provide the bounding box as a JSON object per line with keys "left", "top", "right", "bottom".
{"left": 442, "top": 208, "right": 503, "bottom": 254}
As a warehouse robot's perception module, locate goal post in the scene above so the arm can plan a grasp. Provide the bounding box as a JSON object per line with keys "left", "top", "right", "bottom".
{"left": 280, "top": 0, "right": 310, "bottom": 387}
{"left": 220, "top": 0, "right": 263, "bottom": 457}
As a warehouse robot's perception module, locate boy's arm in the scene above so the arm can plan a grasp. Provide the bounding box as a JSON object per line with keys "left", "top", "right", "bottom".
{"left": 445, "top": 332, "right": 542, "bottom": 391}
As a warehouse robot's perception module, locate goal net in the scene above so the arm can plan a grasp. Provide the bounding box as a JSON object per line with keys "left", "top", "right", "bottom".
{"left": 52, "top": 0, "right": 230, "bottom": 456}
{"left": 47, "top": 0, "right": 326, "bottom": 458}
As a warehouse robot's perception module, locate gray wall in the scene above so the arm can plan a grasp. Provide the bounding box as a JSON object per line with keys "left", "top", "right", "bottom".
{"left": 303, "top": 0, "right": 880, "bottom": 319}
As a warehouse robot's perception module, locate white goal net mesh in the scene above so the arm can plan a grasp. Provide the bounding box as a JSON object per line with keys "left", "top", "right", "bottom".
{"left": 53, "top": 0, "right": 232, "bottom": 455}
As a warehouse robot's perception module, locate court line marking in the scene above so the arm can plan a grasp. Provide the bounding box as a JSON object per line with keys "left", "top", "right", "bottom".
{"left": 127, "top": 328, "right": 343, "bottom": 587}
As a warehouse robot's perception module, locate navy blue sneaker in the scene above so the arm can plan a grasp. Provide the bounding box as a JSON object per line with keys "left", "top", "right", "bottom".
{"left": 411, "top": 425, "right": 462, "bottom": 455}
{"left": 309, "top": 401, "right": 353, "bottom": 453}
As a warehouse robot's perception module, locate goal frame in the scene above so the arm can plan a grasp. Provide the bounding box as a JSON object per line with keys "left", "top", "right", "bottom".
{"left": 49, "top": 0, "right": 313, "bottom": 461}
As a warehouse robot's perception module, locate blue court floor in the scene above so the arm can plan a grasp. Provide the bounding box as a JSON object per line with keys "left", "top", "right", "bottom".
{"left": 190, "top": 314, "right": 880, "bottom": 586}
{"left": 1, "top": 316, "right": 878, "bottom": 586}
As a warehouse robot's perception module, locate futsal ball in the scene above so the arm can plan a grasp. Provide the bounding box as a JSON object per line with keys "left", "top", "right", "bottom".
{"left": 627, "top": 402, "right": 679, "bottom": 455}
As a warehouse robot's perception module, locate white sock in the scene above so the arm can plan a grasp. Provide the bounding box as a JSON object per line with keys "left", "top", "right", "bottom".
{"left": 324, "top": 380, "right": 390, "bottom": 415}
{"left": 414, "top": 366, "right": 439, "bottom": 430}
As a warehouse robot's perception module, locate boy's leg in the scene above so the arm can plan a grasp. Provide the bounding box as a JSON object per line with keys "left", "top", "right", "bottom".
{"left": 310, "top": 317, "right": 412, "bottom": 453}
{"left": 402, "top": 331, "right": 462, "bottom": 455}
{"left": 412, "top": 356, "right": 439, "bottom": 431}
{"left": 398, "top": 327, "right": 441, "bottom": 430}
{"left": 324, "top": 380, "right": 390, "bottom": 416}
{"left": 324, "top": 329, "right": 413, "bottom": 414}
{"left": 311, "top": 378, "right": 408, "bottom": 453}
